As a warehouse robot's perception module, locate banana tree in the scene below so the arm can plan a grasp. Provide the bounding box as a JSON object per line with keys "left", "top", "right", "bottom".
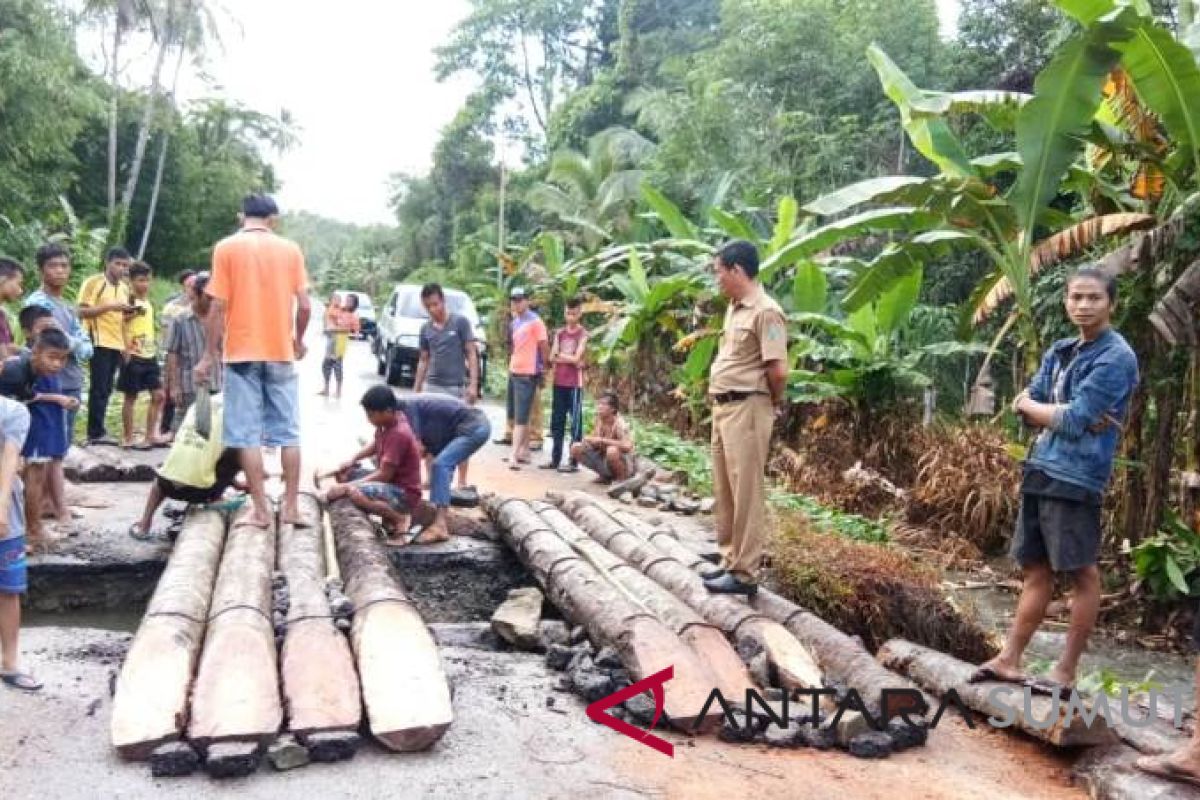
{"left": 771, "top": 2, "right": 1198, "bottom": 378}
{"left": 787, "top": 268, "right": 986, "bottom": 410}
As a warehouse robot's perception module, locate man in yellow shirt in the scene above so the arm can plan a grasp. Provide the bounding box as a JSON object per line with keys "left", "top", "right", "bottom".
{"left": 78, "top": 247, "right": 133, "bottom": 446}
{"left": 117, "top": 263, "right": 165, "bottom": 449}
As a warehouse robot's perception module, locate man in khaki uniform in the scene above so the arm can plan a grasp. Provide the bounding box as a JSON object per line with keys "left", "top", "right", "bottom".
{"left": 704, "top": 240, "right": 788, "bottom": 596}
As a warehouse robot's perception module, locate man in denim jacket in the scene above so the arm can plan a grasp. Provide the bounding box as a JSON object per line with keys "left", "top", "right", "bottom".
{"left": 972, "top": 268, "right": 1138, "bottom": 697}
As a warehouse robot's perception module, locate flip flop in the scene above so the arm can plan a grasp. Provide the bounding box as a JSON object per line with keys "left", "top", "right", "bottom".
{"left": 232, "top": 516, "right": 272, "bottom": 530}
{"left": 1136, "top": 755, "right": 1200, "bottom": 789}
{"left": 509, "top": 463, "right": 522, "bottom": 471}
{"left": 131, "top": 442, "right": 153, "bottom": 451}
{"left": 409, "top": 528, "right": 450, "bottom": 545}
{"left": 128, "top": 522, "right": 153, "bottom": 541}
{"left": 0, "top": 671, "right": 42, "bottom": 692}
{"left": 1024, "top": 676, "right": 1075, "bottom": 700}
{"left": 966, "top": 665, "right": 1029, "bottom": 686}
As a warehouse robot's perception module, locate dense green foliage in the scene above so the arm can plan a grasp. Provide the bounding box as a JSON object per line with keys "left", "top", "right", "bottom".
{"left": 0, "top": 0, "right": 289, "bottom": 275}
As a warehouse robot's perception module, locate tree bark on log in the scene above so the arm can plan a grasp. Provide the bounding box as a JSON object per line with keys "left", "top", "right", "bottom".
{"left": 531, "top": 502, "right": 756, "bottom": 701}
{"left": 330, "top": 500, "right": 452, "bottom": 751}
{"left": 111, "top": 509, "right": 226, "bottom": 760}
{"left": 1073, "top": 743, "right": 1200, "bottom": 800}
{"left": 486, "top": 495, "right": 724, "bottom": 731}
{"left": 749, "top": 589, "right": 929, "bottom": 718}
{"left": 878, "top": 639, "right": 1114, "bottom": 747}
{"left": 556, "top": 492, "right": 822, "bottom": 690}
{"left": 279, "top": 494, "right": 361, "bottom": 737}
{"left": 64, "top": 446, "right": 122, "bottom": 482}
{"left": 188, "top": 508, "right": 283, "bottom": 749}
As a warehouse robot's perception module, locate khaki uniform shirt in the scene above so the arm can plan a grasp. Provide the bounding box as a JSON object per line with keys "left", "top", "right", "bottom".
{"left": 708, "top": 286, "right": 788, "bottom": 395}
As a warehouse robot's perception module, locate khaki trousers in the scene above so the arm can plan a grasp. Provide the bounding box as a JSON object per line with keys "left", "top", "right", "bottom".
{"left": 711, "top": 394, "right": 773, "bottom": 582}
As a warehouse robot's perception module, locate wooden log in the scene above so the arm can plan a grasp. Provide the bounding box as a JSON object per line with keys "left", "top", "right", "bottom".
{"left": 188, "top": 507, "right": 282, "bottom": 749}
{"left": 64, "top": 445, "right": 122, "bottom": 482}
{"left": 487, "top": 495, "right": 724, "bottom": 731}
{"left": 531, "top": 502, "right": 756, "bottom": 701}
{"left": 111, "top": 509, "right": 226, "bottom": 759}
{"left": 330, "top": 500, "right": 452, "bottom": 751}
{"left": 750, "top": 588, "right": 930, "bottom": 718}
{"left": 1073, "top": 743, "right": 1200, "bottom": 800}
{"left": 558, "top": 492, "right": 822, "bottom": 690}
{"left": 877, "top": 639, "right": 1114, "bottom": 747}
{"left": 279, "top": 494, "right": 361, "bottom": 737}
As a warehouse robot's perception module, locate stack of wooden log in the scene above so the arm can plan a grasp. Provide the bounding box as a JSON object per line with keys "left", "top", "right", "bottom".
{"left": 485, "top": 491, "right": 940, "bottom": 756}
{"left": 110, "top": 496, "right": 452, "bottom": 779}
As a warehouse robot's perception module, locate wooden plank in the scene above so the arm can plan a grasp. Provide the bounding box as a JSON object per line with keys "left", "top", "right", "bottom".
{"left": 877, "top": 638, "right": 1114, "bottom": 747}
{"left": 188, "top": 507, "right": 282, "bottom": 749}
{"left": 487, "top": 496, "right": 724, "bottom": 732}
{"left": 331, "top": 500, "right": 452, "bottom": 751}
{"left": 559, "top": 492, "right": 822, "bottom": 690}
{"left": 110, "top": 509, "right": 226, "bottom": 760}
{"left": 279, "top": 494, "right": 361, "bottom": 737}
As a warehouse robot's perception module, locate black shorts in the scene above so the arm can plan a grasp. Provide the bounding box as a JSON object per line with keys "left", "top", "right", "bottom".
{"left": 1010, "top": 491, "right": 1102, "bottom": 572}
{"left": 118, "top": 356, "right": 162, "bottom": 394}
{"left": 155, "top": 475, "right": 222, "bottom": 505}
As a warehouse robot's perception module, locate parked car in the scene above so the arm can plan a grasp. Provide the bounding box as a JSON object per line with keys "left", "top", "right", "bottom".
{"left": 373, "top": 284, "right": 488, "bottom": 388}
{"left": 330, "top": 290, "right": 376, "bottom": 339}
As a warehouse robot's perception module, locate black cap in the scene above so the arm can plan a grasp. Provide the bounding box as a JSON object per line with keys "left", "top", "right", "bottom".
{"left": 242, "top": 193, "right": 280, "bottom": 218}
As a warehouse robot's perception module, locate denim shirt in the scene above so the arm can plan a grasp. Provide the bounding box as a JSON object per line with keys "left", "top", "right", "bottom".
{"left": 1024, "top": 328, "right": 1138, "bottom": 494}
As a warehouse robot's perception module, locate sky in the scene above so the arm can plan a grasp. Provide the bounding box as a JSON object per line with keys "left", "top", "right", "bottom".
{"left": 86, "top": 1, "right": 961, "bottom": 226}
{"left": 165, "top": 1, "right": 474, "bottom": 225}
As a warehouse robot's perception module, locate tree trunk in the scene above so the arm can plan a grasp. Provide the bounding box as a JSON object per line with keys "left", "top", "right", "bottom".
{"left": 878, "top": 639, "right": 1113, "bottom": 747}
{"left": 556, "top": 492, "right": 823, "bottom": 690}
{"left": 330, "top": 501, "right": 452, "bottom": 751}
{"left": 1120, "top": 382, "right": 1148, "bottom": 547}
{"left": 278, "top": 494, "right": 361, "bottom": 738}
{"left": 1143, "top": 378, "right": 1181, "bottom": 539}
{"left": 117, "top": 2, "right": 173, "bottom": 240}
{"left": 137, "top": 38, "right": 187, "bottom": 260}
{"left": 107, "top": 18, "right": 122, "bottom": 225}
{"left": 749, "top": 589, "right": 930, "bottom": 719}
{"left": 532, "top": 502, "right": 756, "bottom": 701}
{"left": 486, "top": 495, "right": 724, "bottom": 731}
{"left": 188, "top": 507, "right": 282, "bottom": 749}
{"left": 111, "top": 510, "right": 226, "bottom": 759}
{"left": 1149, "top": 257, "right": 1200, "bottom": 346}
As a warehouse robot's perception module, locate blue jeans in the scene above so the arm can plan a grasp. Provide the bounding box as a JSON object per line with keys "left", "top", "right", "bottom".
{"left": 223, "top": 362, "right": 300, "bottom": 448}
{"left": 430, "top": 421, "right": 490, "bottom": 507}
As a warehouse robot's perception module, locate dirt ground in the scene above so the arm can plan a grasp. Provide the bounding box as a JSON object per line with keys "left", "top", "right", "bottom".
{"left": 1, "top": 337, "right": 1102, "bottom": 798}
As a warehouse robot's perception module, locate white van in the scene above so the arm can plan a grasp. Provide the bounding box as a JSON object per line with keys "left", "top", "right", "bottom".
{"left": 373, "top": 284, "right": 489, "bottom": 387}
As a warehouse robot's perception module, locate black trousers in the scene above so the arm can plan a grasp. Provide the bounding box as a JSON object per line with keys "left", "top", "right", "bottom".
{"left": 87, "top": 346, "right": 122, "bottom": 440}
{"left": 549, "top": 385, "right": 584, "bottom": 466}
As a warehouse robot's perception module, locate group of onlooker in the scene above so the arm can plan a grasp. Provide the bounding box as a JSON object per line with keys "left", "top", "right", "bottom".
{"left": 0, "top": 240, "right": 220, "bottom": 692}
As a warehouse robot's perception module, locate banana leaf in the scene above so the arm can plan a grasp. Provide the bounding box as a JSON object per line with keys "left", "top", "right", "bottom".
{"left": 910, "top": 90, "right": 1033, "bottom": 131}
{"left": 867, "top": 44, "right": 975, "bottom": 178}
{"left": 760, "top": 206, "right": 940, "bottom": 283}
{"left": 641, "top": 184, "right": 698, "bottom": 240}
{"left": 1119, "top": 18, "right": 1200, "bottom": 173}
{"left": 709, "top": 208, "right": 758, "bottom": 242}
{"left": 769, "top": 195, "right": 800, "bottom": 256}
{"left": 1009, "top": 15, "right": 1132, "bottom": 248}
{"left": 802, "top": 176, "right": 929, "bottom": 217}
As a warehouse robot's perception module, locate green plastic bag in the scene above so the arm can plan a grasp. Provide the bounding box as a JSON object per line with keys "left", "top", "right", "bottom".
{"left": 159, "top": 394, "right": 225, "bottom": 488}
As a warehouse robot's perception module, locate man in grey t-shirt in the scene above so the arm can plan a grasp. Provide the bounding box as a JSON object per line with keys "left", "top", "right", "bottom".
{"left": 413, "top": 283, "right": 480, "bottom": 492}
{"left": 414, "top": 283, "right": 479, "bottom": 404}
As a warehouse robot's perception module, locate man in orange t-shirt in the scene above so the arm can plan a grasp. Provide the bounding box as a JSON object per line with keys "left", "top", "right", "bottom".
{"left": 196, "top": 194, "right": 312, "bottom": 529}
{"left": 505, "top": 287, "right": 549, "bottom": 469}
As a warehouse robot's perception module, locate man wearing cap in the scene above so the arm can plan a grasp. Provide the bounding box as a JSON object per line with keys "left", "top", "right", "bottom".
{"left": 704, "top": 240, "right": 789, "bottom": 596}
{"left": 196, "top": 194, "right": 312, "bottom": 529}
{"left": 505, "top": 287, "right": 549, "bottom": 469}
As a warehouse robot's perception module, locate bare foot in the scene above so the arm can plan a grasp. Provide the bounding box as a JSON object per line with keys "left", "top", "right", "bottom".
{"left": 235, "top": 509, "right": 273, "bottom": 530}
{"left": 281, "top": 505, "right": 310, "bottom": 527}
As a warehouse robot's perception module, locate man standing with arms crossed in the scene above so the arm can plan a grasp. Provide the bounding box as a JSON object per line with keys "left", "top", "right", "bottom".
{"left": 196, "top": 195, "right": 311, "bottom": 529}
{"left": 78, "top": 247, "right": 133, "bottom": 446}
{"left": 704, "top": 240, "right": 788, "bottom": 596}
